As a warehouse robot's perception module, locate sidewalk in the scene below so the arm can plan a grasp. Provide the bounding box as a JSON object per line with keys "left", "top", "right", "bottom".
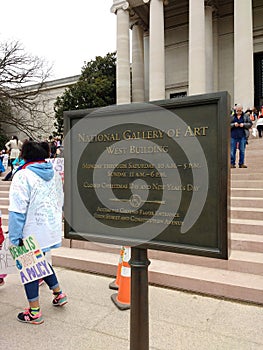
{"left": 0, "top": 266, "right": 262, "bottom": 350}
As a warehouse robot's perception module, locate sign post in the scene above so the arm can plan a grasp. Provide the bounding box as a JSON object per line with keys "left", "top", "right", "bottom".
{"left": 64, "top": 92, "right": 230, "bottom": 349}
{"left": 130, "top": 247, "right": 150, "bottom": 350}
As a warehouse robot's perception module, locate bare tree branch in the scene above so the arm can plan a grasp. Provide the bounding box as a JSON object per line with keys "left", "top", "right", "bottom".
{"left": 0, "top": 39, "right": 53, "bottom": 137}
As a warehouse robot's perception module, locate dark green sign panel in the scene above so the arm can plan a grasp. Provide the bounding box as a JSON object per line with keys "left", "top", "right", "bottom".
{"left": 64, "top": 92, "right": 230, "bottom": 259}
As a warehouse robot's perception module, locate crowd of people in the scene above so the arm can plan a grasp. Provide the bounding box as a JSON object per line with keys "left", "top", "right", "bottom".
{"left": 0, "top": 135, "right": 63, "bottom": 181}
{"left": 47, "top": 136, "right": 63, "bottom": 158}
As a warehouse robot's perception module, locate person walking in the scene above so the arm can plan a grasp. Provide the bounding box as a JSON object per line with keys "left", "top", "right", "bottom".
{"left": 8, "top": 140, "right": 67, "bottom": 325}
{"left": 256, "top": 114, "right": 263, "bottom": 138}
{"left": 5, "top": 136, "right": 23, "bottom": 171}
{"left": 2, "top": 153, "right": 25, "bottom": 181}
{"left": 230, "top": 104, "right": 252, "bottom": 168}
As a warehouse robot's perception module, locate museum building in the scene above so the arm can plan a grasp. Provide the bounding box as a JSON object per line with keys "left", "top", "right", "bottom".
{"left": 111, "top": 0, "right": 263, "bottom": 111}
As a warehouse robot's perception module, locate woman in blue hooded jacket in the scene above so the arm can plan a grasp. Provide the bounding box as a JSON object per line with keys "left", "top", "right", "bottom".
{"left": 8, "top": 140, "right": 67, "bottom": 325}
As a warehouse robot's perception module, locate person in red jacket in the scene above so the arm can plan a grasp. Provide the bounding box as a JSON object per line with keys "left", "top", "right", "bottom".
{"left": 0, "top": 210, "right": 6, "bottom": 286}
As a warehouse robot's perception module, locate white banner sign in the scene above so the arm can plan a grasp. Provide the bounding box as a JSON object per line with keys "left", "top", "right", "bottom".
{"left": 46, "top": 157, "right": 64, "bottom": 183}
{"left": 2, "top": 154, "right": 9, "bottom": 170}
{"left": 9, "top": 235, "right": 52, "bottom": 284}
{"left": 0, "top": 235, "right": 17, "bottom": 274}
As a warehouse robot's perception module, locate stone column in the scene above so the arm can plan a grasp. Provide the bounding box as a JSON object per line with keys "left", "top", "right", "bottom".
{"left": 205, "top": 5, "right": 213, "bottom": 93}
{"left": 131, "top": 22, "right": 145, "bottom": 102}
{"left": 213, "top": 13, "right": 219, "bottom": 92}
{"left": 144, "top": 33, "right": 150, "bottom": 102}
{"left": 111, "top": 1, "right": 131, "bottom": 104}
{"left": 188, "top": 0, "right": 206, "bottom": 95}
{"left": 234, "top": 0, "right": 254, "bottom": 109}
{"left": 144, "top": 0, "right": 165, "bottom": 101}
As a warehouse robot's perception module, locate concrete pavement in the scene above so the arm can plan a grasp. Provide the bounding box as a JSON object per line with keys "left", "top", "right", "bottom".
{"left": 0, "top": 265, "right": 262, "bottom": 350}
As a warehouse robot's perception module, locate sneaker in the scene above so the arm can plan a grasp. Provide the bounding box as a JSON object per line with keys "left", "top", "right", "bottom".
{"left": 0, "top": 278, "right": 5, "bottom": 286}
{"left": 17, "top": 308, "right": 44, "bottom": 325}
{"left": 239, "top": 164, "right": 248, "bottom": 168}
{"left": 52, "top": 292, "right": 68, "bottom": 307}
{"left": 231, "top": 164, "right": 236, "bottom": 168}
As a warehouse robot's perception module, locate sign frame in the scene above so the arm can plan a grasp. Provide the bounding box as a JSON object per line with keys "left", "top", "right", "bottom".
{"left": 64, "top": 92, "right": 230, "bottom": 259}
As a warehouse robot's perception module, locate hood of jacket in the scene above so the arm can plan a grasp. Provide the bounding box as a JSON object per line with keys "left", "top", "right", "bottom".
{"left": 26, "top": 162, "right": 54, "bottom": 181}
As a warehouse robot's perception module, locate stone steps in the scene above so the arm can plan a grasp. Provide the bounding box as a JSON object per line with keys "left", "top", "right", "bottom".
{"left": 231, "top": 206, "right": 263, "bottom": 220}
{"left": 231, "top": 197, "right": 263, "bottom": 208}
{"left": 230, "top": 218, "right": 263, "bottom": 235}
{"left": 1, "top": 138, "right": 263, "bottom": 305}
{"left": 0, "top": 191, "right": 9, "bottom": 198}
{"left": 231, "top": 189, "right": 263, "bottom": 197}
{"left": 0, "top": 205, "right": 8, "bottom": 214}
{"left": 52, "top": 246, "right": 263, "bottom": 305}
{"left": 231, "top": 232, "right": 263, "bottom": 252}
{"left": 148, "top": 259, "right": 263, "bottom": 305}
{"left": 151, "top": 249, "right": 263, "bottom": 276}
{"left": 61, "top": 237, "right": 263, "bottom": 276}
{"left": 1, "top": 213, "right": 9, "bottom": 227}
{"left": 231, "top": 180, "right": 263, "bottom": 188}
{"left": 231, "top": 173, "right": 263, "bottom": 179}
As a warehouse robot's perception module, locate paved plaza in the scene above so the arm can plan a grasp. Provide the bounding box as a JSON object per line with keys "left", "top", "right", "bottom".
{"left": 0, "top": 266, "right": 262, "bottom": 350}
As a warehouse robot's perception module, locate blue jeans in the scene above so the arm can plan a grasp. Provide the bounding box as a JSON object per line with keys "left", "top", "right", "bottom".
{"left": 231, "top": 137, "right": 246, "bottom": 166}
{"left": 24, "top": 264, "right": 59, "bottom": 302}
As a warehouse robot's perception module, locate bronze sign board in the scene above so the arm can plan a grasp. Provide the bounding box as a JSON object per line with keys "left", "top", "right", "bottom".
{"left": 64, "top": 92, "right": 230, "bottom": 259}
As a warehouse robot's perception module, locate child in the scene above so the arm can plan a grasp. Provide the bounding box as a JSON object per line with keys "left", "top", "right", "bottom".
{"left": 8, "top": 140, "right": 67, "bottom": 325}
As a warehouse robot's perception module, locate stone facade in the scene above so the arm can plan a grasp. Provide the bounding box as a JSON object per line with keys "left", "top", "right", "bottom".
{"left": 4, "top": 75, "right": 80, "bottom": 141}
{"left": 111, "top": 0, "right": 263, "bottom": 110}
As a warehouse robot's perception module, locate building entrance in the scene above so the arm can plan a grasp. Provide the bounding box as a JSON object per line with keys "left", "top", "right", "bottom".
{"left": 254, "top": 52, "right": 263, "bottom": 111}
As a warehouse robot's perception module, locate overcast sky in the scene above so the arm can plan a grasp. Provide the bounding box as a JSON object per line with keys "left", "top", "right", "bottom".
{"left": 0, "top": 0, "right": 116, "bottom": 80}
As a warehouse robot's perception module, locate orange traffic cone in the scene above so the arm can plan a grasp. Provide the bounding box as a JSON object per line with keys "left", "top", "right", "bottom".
{"left": 109, "top": 246, "right": 124, "bottom": 290}
{"left": 111, "top": 246, "right": 131, "bottom": 310}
